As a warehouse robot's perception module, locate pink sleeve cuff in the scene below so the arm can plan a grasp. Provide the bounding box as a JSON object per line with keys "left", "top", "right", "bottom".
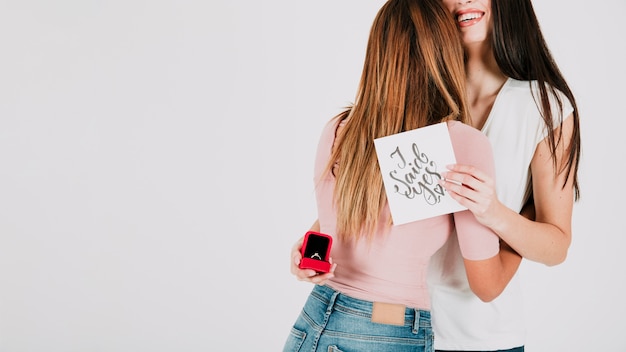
{"left": 453, "top": 210, "right": 499, "bottom": 260}
{"left": 448, "top": 121, "right": 500, "bottom": 260}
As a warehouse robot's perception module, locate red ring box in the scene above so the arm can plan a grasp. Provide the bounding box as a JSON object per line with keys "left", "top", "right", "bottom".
{"left": 299, "top": 231, "right": 333, "bottom": 273}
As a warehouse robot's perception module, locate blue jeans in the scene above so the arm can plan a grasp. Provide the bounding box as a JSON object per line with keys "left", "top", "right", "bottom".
{"left": 436, "top": 348, "right": 524, "bottom": 352}
{"left": 283, "top": 284, "right": 434, "bottom": 352}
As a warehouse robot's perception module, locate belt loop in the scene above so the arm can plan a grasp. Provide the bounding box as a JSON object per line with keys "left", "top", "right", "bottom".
{"left": 311, "top": 287, "right": 340, "bottom": 351}
{"left": 412, "top": 308, "right": 420, "bottom": 333}
{"left": 325, "top": 289, "right": 340, "bottom": 321}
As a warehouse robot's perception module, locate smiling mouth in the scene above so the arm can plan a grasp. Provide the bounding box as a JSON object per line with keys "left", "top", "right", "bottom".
{"left": 457, "top": 12, "right": 484, "bottom": 23}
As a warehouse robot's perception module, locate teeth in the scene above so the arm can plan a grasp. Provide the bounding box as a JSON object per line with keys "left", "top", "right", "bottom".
{"left": 457, "top": 12, "right": 482, "bottom": 22}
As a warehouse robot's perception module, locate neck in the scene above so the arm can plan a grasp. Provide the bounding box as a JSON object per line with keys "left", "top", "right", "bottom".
{"left": 463, "top": 42, "right": 508, "bottom": 129}
{"left": 464, "top": 42, "right": 507, "bottom": 95}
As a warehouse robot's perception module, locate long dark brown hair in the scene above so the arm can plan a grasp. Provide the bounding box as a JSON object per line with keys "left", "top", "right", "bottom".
{"left": 326, "top": 0, "right": 468, "bottom": 240}
{"left": 492, "top": 0, "right": 581, "bottom": 200}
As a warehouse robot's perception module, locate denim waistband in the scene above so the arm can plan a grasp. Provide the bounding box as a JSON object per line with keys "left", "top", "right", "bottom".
{"left": 311, "top": 284, "right": 431, "bottom": 329}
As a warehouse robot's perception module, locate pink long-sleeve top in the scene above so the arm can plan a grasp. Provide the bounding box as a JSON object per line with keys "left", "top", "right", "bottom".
{"left": 314, "top": 119, "right": 499, "bottom": 310}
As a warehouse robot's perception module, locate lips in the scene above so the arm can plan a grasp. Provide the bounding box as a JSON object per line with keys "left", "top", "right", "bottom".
{"left": 456, "top": 11, "right": 484, "bottom": 27}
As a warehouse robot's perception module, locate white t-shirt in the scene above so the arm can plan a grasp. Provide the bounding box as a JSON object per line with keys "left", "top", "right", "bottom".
{"left": 427, "top": 78, "right": 574, "bottom": 350}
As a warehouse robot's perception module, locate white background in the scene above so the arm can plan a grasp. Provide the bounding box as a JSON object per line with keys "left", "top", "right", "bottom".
{"left": 0, "top": 1, "right": 624, "bottom": 351}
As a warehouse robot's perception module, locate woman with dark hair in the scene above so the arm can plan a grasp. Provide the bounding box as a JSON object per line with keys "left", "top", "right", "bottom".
{"left": 430, "top": 0, "right": 581, "bottom": 351}
{"left": 283, "top": 0, "right": 521, "bottom": 351}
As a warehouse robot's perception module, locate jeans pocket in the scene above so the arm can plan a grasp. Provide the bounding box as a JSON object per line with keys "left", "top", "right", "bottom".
{"left": 282, "top": 327, "right": 306, "bottom": 352}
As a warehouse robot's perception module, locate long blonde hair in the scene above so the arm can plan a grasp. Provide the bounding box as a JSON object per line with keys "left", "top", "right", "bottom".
{"left": 326, "top": 0, "right": 470, "bottom": 241}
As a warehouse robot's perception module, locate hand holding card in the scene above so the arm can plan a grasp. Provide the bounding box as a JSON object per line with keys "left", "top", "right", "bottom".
{"left": 373, "top": 122, "right": 467, "bottom": 225}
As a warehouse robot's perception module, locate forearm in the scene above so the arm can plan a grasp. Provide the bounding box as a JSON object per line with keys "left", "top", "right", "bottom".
{"left": 489, "top": 202, "right": 571, "bottom": 266}
{"left": 494, "top": 116, "right": 576, "bottom": 266}
{"left": 464, "top": 242, "right": 521, "bottom": 302}
{"left": 310, "top": 219, "right": 320, "bottom": 232}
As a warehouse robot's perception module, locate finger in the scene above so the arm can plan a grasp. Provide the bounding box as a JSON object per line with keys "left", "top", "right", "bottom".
{"left": 290, "top": 237, "right": 305, "bottom": 275}
{"left": 297, "top": 261, "right": 337, "bottom": 283}
{"left": 439, "top": 178, "right": 479, "bottom": 204}
{"left": 446, "top": 164, "right": 489, "bottom": 179}
{"left": 329, "top": 262, "right": 337, "bottom": 274}
{"left": 291, "top": 236, "right": 304, "bottom": 252}
{"left": 295, "top": 267, "right": 318, "bottom": 280}
{"left": 446, "top": 164, "right": 490, "bottom": 183}
{"left": 292, "top": 250, "right": 302, "bottom": 265}
{"left": 309, "top": 268, "right": 336, "bottom": 285}
{"left": 443, "top": 166, "right": 495, "bottom": 200}
{"left": 443, "top": 185, "right": 475, "bottom": 211}
{"left": 439, "top": 179, "right": 465, "bottom": 202}
{"left": 290, "top": 249, "right": 304, "bottom": 275}
{"left": 442, "top": 171, "right": 480, "bottom": 192}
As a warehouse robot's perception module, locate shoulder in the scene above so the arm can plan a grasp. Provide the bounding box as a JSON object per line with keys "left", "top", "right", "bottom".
{"left": 315, "top": 113, "right": 349, "bottom": 163}
{"left": 502, "top": 78, "right": 574, "bottom": 118}
{"left": 497, "top": 78, "right": 537, "bottom": 105}
{"left": 318, "top": 116, "right": 342, "bottom": 146}
{"left": 320, "top": 111, "right": 350, "bottom": 138}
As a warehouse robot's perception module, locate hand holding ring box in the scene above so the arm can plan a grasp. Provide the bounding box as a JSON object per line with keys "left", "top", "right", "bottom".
{"left": 299, "top": 231, "right": 333, "bottom": 273}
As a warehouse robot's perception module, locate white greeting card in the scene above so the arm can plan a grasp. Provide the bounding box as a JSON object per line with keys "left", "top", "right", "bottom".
{"left": 373, "top": 122, "right": 466, "bottom": 225}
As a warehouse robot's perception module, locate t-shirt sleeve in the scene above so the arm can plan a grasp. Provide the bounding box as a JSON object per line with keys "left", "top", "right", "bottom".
{"left": 313, "top": 118, "right": 339, "bottom": 183}
{"left": 534, "top": 82, "right": 575, "bottom": 142}
{"left": 448, "top": 121, "right": 500, "bottom": 260}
